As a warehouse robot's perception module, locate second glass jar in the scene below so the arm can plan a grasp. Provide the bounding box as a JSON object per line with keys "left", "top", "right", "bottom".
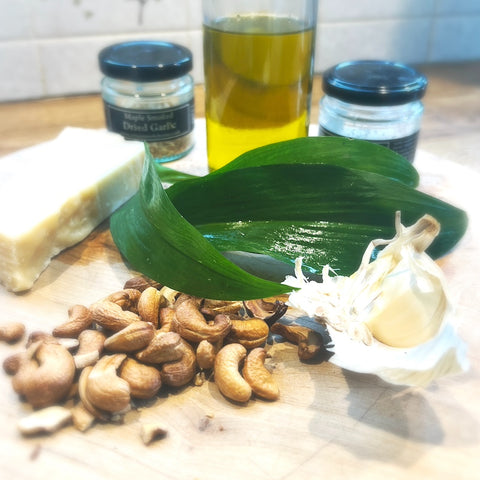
{"left": 318, "top": 60, "right": 428, "bottom": 162}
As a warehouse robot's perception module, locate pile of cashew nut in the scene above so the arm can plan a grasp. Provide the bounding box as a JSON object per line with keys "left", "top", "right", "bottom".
{"left": 1, "top": 275, "right": 326, "bottom": 443}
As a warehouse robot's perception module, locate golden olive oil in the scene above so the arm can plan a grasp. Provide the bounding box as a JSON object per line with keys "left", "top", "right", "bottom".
{"left": 203, "top": 15, "right": 315, "bottom": 170}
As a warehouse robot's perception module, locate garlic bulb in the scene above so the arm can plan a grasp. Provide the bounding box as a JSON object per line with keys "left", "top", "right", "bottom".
{"left": 283, "top": 212, "right": 468, "bottom": 387}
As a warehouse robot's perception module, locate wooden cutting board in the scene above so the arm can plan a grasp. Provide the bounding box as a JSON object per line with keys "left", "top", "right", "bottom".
{"left": 1, "top": 135, "right": 479, "bottom": 480}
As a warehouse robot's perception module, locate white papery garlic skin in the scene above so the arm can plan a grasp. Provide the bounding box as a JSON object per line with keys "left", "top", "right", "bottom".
{"left": 283, "top": 213, "right": 468, "bottom": 387}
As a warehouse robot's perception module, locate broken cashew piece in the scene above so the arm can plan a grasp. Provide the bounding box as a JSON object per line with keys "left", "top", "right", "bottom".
{"left": 196, "top": 340, "right": 219, "bottom": 370}
{"left": 18, "top": 406, "right": 72, "bottom": 436}
{"left": 71, "top": 403, "right": 96, "bottom": 432}
{"left": 214, "top": 343, "right": 251, "bottom": 403}
{"left": 270, "top": 322, "right": 324, "bottom": 361}
{"left": 0, "top": 322, "right": 25, "bottom": 343}
{"left": 243, "top": 348, "right": 279, "bottom": 401}
{"left": 244, "top": 298, "right": 288, "bottom": 323}
{"left": 140, "top": 423, "right": 168, "bottom": 445}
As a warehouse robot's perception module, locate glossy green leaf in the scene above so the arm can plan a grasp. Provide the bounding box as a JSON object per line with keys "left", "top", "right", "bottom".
{"left": 168, "top": 163, "right": 468, "bottom": 271}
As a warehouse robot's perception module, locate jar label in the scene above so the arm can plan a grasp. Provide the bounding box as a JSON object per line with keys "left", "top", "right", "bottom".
{"left": 103, "top": 99, "right": 194, "bottom": 142}
{"left": 319, "top": 126, "right": 419, "bottom": 163}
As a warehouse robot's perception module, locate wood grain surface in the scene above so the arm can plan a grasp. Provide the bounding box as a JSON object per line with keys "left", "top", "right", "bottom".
{"left": 0, "top": 62, "right": 479, "bottom": 480}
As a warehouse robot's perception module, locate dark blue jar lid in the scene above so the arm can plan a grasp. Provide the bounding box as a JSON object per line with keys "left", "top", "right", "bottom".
{"left": 98, "top": 41, "right": 193, "bottom": 82}
{"left": 322, "top": 60, "right": 428, "bottom": 106}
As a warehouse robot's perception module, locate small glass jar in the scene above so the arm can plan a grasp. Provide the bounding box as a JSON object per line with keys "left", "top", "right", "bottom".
{"left": 318, "top": 60, "right": 428, "bottom": 162}
{"left": 98, "top": 41, "right": 195, "bottom": 163}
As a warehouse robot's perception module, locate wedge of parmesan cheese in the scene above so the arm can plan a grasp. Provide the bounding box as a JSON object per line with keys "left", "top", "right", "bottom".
{"left": 0, "top": 127, "right": 144, "bottom": 292}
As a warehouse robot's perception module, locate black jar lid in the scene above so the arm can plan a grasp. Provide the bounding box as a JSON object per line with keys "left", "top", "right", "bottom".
{"left": 98, "top": 40, "right": 193, "bottom": 82}
{"left": 322, "top": 60, "right": 428, "bottom": 106}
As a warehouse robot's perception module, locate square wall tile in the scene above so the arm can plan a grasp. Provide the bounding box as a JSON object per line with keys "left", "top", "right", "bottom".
{"left": 31, "top": 0, "right": 199, "bottom": 38}
{"left": 0, "top": 0, "right": 32, "bottom": 40}
{"left": 142, "top": 0, "right": 202, "bottom": 30}
{"left": 430, "top": 16, "right": 480, "bottom": 61}
{"left": 39, "top": 37, "right": 108, "bottom": 97}
{"left": 0, "top": 42, "right": 43, "bottom": 101}
{"left": 435, "top": 0, "right": 480, "bottom": 15}
{"left": 316, "top": 19, "right": 431, "bottom": 71}
{"left": 320, "top": 0, "right": 435, "bottom": 22}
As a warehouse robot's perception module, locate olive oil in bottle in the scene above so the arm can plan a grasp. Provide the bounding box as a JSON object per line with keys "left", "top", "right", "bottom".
{"left": 203, "top": 14, "right": 315, "bottom": 170}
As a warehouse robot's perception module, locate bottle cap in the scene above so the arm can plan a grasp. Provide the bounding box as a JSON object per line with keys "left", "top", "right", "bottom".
{"left": 99, "top": 41, "right": 193, "bottom": 82}
{"left": 322, "top": 60, "right": 428, "bottom": 106}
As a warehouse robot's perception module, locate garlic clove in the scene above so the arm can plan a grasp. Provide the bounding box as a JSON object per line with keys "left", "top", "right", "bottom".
{"left": 363, "top": 261, "right": 448, "bottom": 348}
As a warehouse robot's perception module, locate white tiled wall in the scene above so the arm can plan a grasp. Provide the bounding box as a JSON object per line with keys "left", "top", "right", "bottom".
{"left": 1, "top": 0, "right": 479, "bottom": 102}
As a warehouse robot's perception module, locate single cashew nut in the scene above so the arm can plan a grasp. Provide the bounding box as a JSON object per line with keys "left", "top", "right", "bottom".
{"left": 52, "top": 304, "right": 92, "bottom": 338}
{"left": 227, "top": 318, "right": 269, "bottom": 349}
{"left": 12, "top": 342, "right": 76, "bottom": 408}
{"left": 160, "top": 339, "right": 197, "bottom": 387}
{"left": 137, "top": 287, "right": 163, "bottom": 327}
{"left": 119, "top": 357, "right": 162, "bottom": 399}
{"left": 135, "top": 331, "right": 183, "bottom": 364}
{"left": 174, "top": 298, "right": 232, "bottom": 343}
{"left": 89, "top": 301, "right": 140, "bottom": 332}
{"left": 85, "top": 354, "right": 131, "bottom": 414}
{"left": 214, "top": 343, "right": 251, "bottom": 403}
{"left": 242, "top": 347, "right": 279, "bottom": 401}
{"left": 78, "top": 366, "right": 109, "bottom": 421}
{"left": 104, "top": 321, "right": 155, "bottom": 353}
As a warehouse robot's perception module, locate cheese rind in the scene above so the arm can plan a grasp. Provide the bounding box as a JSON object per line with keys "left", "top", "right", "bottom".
{"left": 0, "top": 128, "right": 144, "bottom": 292}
